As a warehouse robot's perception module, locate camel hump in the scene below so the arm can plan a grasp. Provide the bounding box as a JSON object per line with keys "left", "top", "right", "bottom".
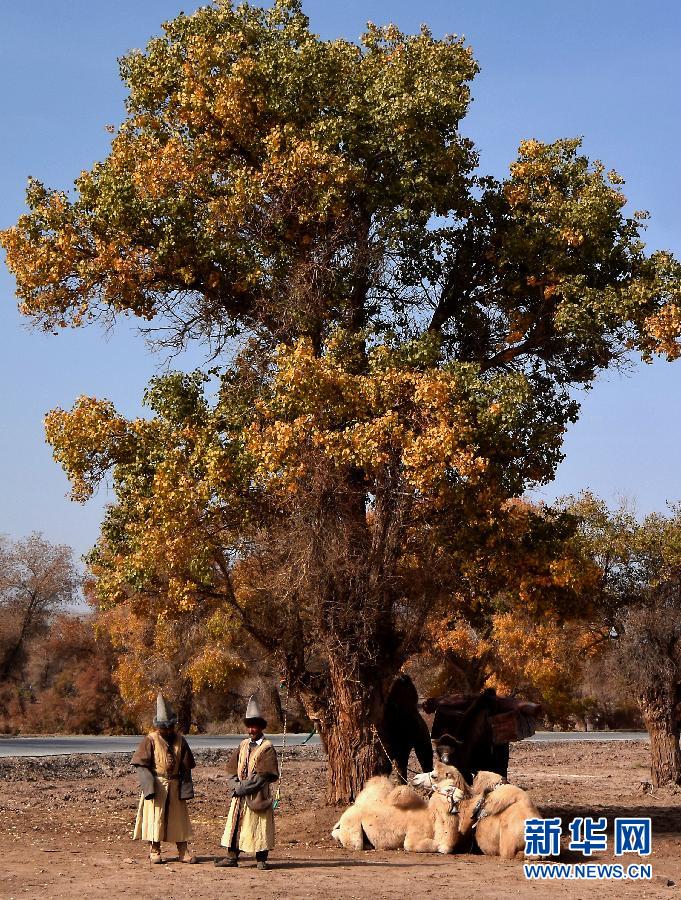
{"left": 387, "top": 785, "right": 427, "bottom": 810}
{"left": 471, "top": 771, "right": 505, "bottom": 794}
{"left": 354, "top": 776, "right": 394, "bottom": 807}
{"left": 479, "top": 786, "right": 518, "bottom": 817}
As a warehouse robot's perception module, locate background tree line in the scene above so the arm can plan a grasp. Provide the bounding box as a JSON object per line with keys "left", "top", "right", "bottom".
{"left": 0, "top": 533, "right": 293, "bottom": 735}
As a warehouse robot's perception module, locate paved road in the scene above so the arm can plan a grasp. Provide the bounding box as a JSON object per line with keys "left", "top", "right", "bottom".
{"left": 0, "top": 733, "right": 320, "bottom": 757}
{"left": 0, "top": 731, "right": 648, "bottom": 757}
{"left": 530, "top": 731, "right": 648, "bottom": 743}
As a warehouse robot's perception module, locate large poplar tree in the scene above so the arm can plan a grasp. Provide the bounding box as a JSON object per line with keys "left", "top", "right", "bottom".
{"left": 3, "top": 1, "right": 681, "bottom": 800}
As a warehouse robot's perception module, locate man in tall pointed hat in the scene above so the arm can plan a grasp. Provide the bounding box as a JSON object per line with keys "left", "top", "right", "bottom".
{"left": 215, "top": 695, "right": 279, "bottom": 870}
{"left": 131, "top": 692, "right": 197, "bottom": 864}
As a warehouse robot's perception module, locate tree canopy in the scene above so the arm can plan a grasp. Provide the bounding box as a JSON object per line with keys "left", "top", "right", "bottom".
{"left": 4, "top": 1, "right": 680, "bottom": 369}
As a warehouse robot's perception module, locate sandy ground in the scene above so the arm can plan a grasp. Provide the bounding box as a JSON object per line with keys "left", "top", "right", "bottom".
{"left": 0, "top": 741, "right": 680, "bottom": 899}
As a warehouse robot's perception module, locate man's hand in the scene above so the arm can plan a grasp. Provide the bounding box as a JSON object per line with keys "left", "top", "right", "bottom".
{"left": 233, "top": 774, "right": 266, "bottom": 797}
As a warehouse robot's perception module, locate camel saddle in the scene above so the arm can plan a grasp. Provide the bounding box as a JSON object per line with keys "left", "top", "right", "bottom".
{"left": 423, "top": 693, "right": 542, "bottom": 744}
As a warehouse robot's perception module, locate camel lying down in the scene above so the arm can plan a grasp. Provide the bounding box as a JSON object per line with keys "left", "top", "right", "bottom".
{"left": 332, "top": 766, "right": 543, "bottom": 859}
{"left": 459, "top": 771, "right": 543, "bottom": 859}
{"left": 331, "top": 761, "right": 469, "bottom": 854}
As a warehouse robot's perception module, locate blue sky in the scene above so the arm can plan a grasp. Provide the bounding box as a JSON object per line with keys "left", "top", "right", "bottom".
{"left": 1, "top": 1, "right": 680, "bottom": 561}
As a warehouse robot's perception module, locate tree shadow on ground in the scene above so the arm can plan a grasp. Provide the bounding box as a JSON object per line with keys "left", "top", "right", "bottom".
{"left": 256, "top": 858, "right": 438, "bottom": 869}
{"left": 195, "top": 856, "right": 431, "bottom": 868}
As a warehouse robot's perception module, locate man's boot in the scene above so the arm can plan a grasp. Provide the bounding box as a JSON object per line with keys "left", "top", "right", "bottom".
{"left": 149, "top": 841, "right": 163, "bottom": 864}
{"left": 215, "top": 849, "right": 239, "bottom": 867}
{"left": 177, "top": 841, "right": 197, "bottom": 864}
{"left": 256, "top": 851, "right": 270, "bottom": 871}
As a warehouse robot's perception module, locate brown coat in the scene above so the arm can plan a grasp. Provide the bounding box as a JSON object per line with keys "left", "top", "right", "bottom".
{"left": 222, "top": 738, "right": 279, "bottom": 852}
{"left": 132, "top": 731, "right": 196, "bottom": 799}
{"left": 132, "top": 732, "right": 196, "bottom": 770}
{"left": 131, "top": 731, "right": 196, "bottom": 844}
{"left": 226, "top": 738, "right": 279, "bottom": 811}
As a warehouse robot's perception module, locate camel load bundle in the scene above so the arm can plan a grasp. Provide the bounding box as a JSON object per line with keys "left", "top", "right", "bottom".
{"left": 423, "top": 691, "right": 542, "bottom": 745}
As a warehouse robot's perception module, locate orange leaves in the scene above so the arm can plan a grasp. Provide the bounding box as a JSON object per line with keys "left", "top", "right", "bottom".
{"left": 128, "top": 133, "right": 201, "bottom": 202}
{"left": 1, "top": 0, "right": 481, "bottom": 341}
{"left": 644, "top": 304, "right": 681, "bottom": 361}
{"left": 560, "top": 228, "right": 584, "bottom": 248}
{"left": 401, "top": 428, "right": 486, "bottom": 494}
{"left": 424, "top": 495, "right": 608, "bottom": 715}
{"left": 165, "top": 577, "right": 199, "bottom": 612}
{"left": 504, "top": 184, "right": 529, "bottom": 208}
{"left": 261, "top": 128, "right": 357, "bottom": 223}
{"left": 489, "top": 612, "right": 605, "bottom": 713}
{"left": 100, "top": 599, "right": 244, "bottom": 717}
{"left": 1, "top": 186, "right": 87, "bottom": 328}
{"left": 45, "top": 397, "right": 131, "bottom": 502}
{"left": 183, "top": 643, "right": 246, "bottom": 691}
{"left": 517, "top": 139, "right": 543, "bottom": 159}
{"left": 428, "top": 615, "right": 492, "bottom": 663}
{"left": 244, "top": 337, "right": 490, "bottom": 498}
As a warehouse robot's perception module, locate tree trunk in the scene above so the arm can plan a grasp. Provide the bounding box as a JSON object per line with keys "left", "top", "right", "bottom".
{"left": 177, "top": 679, "right": 193, "bottom": 735}
{"left": 0, "top": 641, "right": 23, "bottom": 682}
{"left": 267, "top": 682, "right": 284, "bottom": 731}
{"left": 287, "top": 469, "right": 404, "bottom": 803}
{"left": 0, "top": 601, "right": 37, "bottom": 681}
{"left": 638, "top": 692, "right": 681, "bottom": 787}
{"left": 305, "top": 655, "right": 396, "bottom": 804}
{"left": 442, "top": 649, "right": 491, "bottom": 695}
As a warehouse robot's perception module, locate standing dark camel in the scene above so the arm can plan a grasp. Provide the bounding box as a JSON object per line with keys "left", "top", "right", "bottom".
{"left": 427, "top": 688, "right": 510, "bottom": 782}
{"left": 380, "top": 674, "right": 434, "bottom": 782}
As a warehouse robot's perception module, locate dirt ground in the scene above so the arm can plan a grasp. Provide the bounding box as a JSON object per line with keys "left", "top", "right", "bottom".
{"left": 1, "top": 740, "right": 680, "bottom": 899}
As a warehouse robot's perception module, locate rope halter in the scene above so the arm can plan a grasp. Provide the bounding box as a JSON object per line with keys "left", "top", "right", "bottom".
{"left": 428, "top": 783, "right": 464, "bottom": 815}
{"left": 471, "top": 781, "right": 502, "bottom": 829}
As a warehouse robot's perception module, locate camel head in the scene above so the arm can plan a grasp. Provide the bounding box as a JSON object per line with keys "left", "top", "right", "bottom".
{"left": 433, "top": 732, "right": 463, "bottom": 767}
{"left": 429, "top": 760, "right": 470, "bottom": 798}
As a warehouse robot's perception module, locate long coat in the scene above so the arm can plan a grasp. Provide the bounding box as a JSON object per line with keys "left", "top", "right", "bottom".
{"left": 131, "top": 731, "right": 195, "bottom": 843}
{"left": 221, "top": 738, "right": 279, "bottom": 853}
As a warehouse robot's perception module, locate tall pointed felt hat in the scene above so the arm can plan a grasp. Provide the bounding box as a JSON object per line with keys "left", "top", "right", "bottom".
{"left": 153, "top": 692, "right": 177, "bottom": 728}
{"left": 244, "top": 694, "right": 267, "bottom": 727}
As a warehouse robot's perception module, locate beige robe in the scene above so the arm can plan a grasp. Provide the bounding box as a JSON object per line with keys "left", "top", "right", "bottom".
{"left": 221, "top": 738, "right": 278, "bottom": 853}
{"left": 132, "top": 731, "right": 193, "bottom": 843}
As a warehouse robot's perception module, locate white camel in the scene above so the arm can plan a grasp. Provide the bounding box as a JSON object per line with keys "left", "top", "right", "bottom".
{"left": 458, "top": 770, "right": 544, "bottom": 859}
{"left": 331, "top": 760, "right": 469, "bottom": 854}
